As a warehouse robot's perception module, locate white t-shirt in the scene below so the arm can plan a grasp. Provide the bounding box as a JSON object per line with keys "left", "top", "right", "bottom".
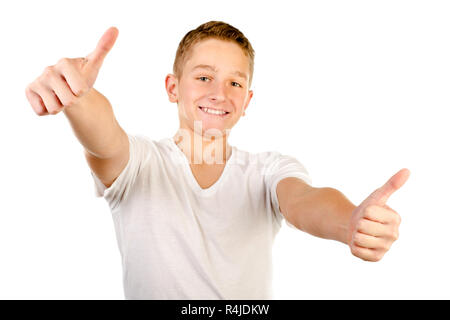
{"left": 91, "top": 134, "right": 311, "bottom": 299}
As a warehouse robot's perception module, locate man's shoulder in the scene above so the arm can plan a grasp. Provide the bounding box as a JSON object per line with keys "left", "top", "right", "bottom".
{"left": 127, "top": 134, "right": 172, "bottom": 154}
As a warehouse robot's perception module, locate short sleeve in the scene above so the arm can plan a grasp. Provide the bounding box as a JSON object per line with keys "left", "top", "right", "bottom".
{"left": 90, "top": 133, "right": 151, "bottom": 211}
{"left": 264, "top": 153, "right": 312, "bottom": 229}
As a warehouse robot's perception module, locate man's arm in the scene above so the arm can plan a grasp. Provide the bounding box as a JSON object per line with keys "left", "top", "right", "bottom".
{"left": 63, "top": 88, "right": 129, "bottom": 188}
{"left": 276, "top": 169, "right": 410, "bottom": 261}
{"left": 25, "top": 27, "right": 127, "bottom": 188}
{"left": 276, "top": 178, "right": 356, "bottom": 244}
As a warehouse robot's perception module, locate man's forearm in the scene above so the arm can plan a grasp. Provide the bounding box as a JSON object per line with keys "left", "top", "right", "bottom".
{"left": 287, "top": 187, "right": 357, "bottom": 244}
{"left": 63, "top": 88, "right": 126, "bottom": 159}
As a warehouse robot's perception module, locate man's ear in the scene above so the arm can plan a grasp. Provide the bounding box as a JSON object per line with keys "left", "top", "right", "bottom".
{"left": 243, "top": 89, "right": 253, "bottom": 116}
{"left": 165, "top": 74, "right": 178, "bottom": 103}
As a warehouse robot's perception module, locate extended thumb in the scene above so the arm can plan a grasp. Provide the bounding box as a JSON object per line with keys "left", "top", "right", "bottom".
{"left": 365, "top": 168, "right": 410, "bottom": 206}
{"left": 85, "top": 26, "right": 119, "bottom": 70}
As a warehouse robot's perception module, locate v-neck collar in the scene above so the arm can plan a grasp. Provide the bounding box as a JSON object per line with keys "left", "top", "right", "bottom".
{"left": 166, "top": 137, "right": 236, "bottom": 196}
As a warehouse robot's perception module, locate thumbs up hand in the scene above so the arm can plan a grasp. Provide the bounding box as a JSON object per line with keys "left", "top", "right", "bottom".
{"left": 347, "top": 168, "right": 410, "bottom": 262}
{"left": 25, "top": 27, "right": 119, "bottom": 116}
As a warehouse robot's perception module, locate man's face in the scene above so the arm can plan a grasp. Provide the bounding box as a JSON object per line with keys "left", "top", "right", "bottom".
{"left": 166, "top": 38, "right": 253, "bottom": 137}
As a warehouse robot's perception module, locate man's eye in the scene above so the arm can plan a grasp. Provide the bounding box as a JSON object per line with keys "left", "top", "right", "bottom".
{"left": 231, "top": 82, "right": 242, "bottom": 88}
{"left": 198, "top": 76, "right": 210, "bottom": 82}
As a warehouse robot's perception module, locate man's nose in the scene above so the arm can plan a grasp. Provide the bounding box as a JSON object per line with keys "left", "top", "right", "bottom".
{"left": 209, "top": 81, "right": 227, "bottom": 102}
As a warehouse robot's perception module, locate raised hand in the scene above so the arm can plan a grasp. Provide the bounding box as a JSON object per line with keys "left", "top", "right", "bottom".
{"left": 347, "top": 168, "right": 410, "bottom": 262}
{"left": 25, "top": 27, "right": 119, "bottom": 116}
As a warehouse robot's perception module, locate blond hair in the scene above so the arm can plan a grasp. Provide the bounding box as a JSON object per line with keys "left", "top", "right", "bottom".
{"left": 173, "top": 21, "right": 255, "bottom": 87}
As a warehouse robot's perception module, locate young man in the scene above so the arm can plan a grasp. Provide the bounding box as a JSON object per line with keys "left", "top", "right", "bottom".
{"left": 25, "top": 21, "right": 409, "bottom": 299}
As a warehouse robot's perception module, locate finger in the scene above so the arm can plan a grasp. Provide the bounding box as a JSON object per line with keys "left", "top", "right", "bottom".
{"left": 33, "top": 82, "right": 63, "bottom": 115}
{"left": 353, "top": 232, "right": 390, "bottom": 250}
{"left": 350, "top": 245, "right": 382, "bottom": 262}
{"left": 48, "top": 72, "right": 78, "bottom": 107}
{"left": 364, "top": 205, "right": 401, "bottom": 225}
{"left": 365, "top": 168, "right": 411, "bottom": 206}
{"left": 55, "top": 59, "right": 89, "bottom": 97}
{"left": 85, "top": 26, "right": 119, "bottom": 72}
{"left": 25, "top": 86, "right": 49, "bottom": 116}
{"left": 356, "top": 218, "right": 391, "bottom": 238}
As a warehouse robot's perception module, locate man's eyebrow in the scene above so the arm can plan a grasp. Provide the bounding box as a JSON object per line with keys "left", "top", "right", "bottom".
{"left": 191, "top": 64, "right": 248, "bottom": 80}
{"left": 191, "top": 64, "right": 217, "bottom": 72}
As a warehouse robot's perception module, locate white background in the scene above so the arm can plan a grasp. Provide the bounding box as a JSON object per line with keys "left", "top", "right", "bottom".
{"left": 1, "top": 0, "right": 448, "bottom": 299}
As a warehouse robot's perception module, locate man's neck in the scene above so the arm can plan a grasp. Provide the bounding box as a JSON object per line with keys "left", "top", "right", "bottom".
{"left": 172, "top": 127, "right": 231, "bottom": 166}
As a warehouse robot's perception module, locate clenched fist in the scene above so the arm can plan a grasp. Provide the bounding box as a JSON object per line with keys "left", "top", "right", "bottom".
{"left": 25, "top": 27, "right": 119, "bottom": 116}
{"left": 347, "top": 168, "right": 410, "bottom": 262}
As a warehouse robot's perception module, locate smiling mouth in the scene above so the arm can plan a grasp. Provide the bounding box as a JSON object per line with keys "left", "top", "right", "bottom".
{"left": 198, "top": 106, "right": 230, "bottom": 117}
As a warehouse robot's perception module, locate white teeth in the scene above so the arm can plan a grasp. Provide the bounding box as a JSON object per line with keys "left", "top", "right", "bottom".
{"left": 200, "top": 106, "right": 227, "bottom": 115}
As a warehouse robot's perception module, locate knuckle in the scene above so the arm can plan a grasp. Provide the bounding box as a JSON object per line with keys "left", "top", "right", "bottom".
{"left": 356, "top": 219, "right": 365, "bottom": 231}
{"left": 37, "top": 76, "right": 46, "bottom": 86}
{"left": 381, "top": 240, "right": 391, "bottom": 251}
{"left": 374, "top": 251, "right": 384, "bottom": 262}
{"left": 42, "top": 66, "right": 56, "bottom": 80}
{"left": 353, "top": 232, "right": 363, "bottom": 245}
{"left": 27, "top": 82, "right": 40, "bottom": 95}
{"left": 43, "top": 65, "right": 54, "bottom": 74}
{"left": 48, "top": 107, "right": 62, "bottom": 115}
{"left": 366, "top": 252, "right": 380, "bottom": 262}
{"left": 391, "top": 230, "right": 399, "bottom": 241}
{"left": 24, "top": 85, "right": 32, "bottom": 97}
{"left": 365, "top": 204, "right": 377, "bottom": 216}
{"left": 350, "top": 245, "right": 360, "bottom": 257}
{"left": 36, "top": 109, "right": 48, "bottom": 116}
{"left": 57, "top": 57, "right": 70, "bottom": 65}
